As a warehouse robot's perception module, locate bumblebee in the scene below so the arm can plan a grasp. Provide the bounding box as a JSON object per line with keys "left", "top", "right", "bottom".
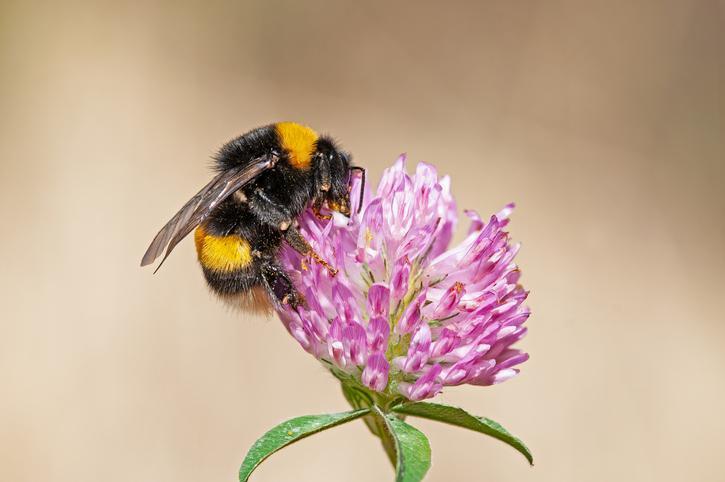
{"left": 141, "top": 122, "right": 364, "bottom": 312}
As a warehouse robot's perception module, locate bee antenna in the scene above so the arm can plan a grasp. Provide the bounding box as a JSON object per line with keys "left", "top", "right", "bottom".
{"left": 350, "top": 166, "right": 365, "bottom": 213}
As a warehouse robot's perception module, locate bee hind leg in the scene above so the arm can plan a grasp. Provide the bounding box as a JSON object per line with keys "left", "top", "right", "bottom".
{"left": 260, "top": 262, "right": 305, "bottom": 310}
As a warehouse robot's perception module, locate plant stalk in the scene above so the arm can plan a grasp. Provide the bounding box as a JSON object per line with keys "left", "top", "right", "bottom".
{"left": 340, "top": 382, "right": 397, "bottom": 468}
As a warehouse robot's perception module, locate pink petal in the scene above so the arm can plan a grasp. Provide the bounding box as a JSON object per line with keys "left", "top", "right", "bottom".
{"left": 362, "top": 352, "right": 390, "bottom": 392}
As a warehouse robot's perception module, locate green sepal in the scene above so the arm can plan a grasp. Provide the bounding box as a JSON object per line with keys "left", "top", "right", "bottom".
{"left": 239, "top": 408, "right": 370, "bottom": 481}
{"left": 393, "top": 402, "right": 533, "bottom": 465}
{"left": 340, "top": 380, "right": 374, "bottom": 410}
{"left": 372, "top": 406, "right": 431, "bottom": 482}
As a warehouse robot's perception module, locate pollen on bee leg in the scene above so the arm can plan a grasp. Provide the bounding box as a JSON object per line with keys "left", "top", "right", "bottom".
{"left": 310, "top": 250, "right": 338, "bottom": 277}
{"left": 284, "top": 225, "right": 337, "bottom": 276}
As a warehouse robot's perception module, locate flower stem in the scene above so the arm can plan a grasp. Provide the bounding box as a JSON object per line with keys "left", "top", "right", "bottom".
{"left": 370, "top": 411, "right": 397, "bottom": 467}
{"left": 339, "top": 381, "right": 398, "bottom": 468}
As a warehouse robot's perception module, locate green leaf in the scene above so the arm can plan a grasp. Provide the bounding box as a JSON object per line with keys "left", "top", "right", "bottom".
{"left": 372, "top": 406, "right": 431, "bottom": 482}
{"left": 393, "top": 402, "right": 533, "bottom": 465}
{"left": 239, "top": 409, "right": 369, "bottom": 481}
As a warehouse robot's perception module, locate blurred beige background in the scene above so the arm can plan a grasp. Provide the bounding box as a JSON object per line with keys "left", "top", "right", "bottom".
{"left": 1, "top": 1, "right": 724, "bottom": 481}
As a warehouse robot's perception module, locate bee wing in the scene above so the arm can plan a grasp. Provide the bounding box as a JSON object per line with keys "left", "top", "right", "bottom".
{"left": 141, "top": 156, "right": 275, "bottom": 271}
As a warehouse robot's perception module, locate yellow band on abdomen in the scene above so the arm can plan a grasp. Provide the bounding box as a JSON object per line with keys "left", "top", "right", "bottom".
{"left": 194, "top": 226, "right": 253, "bottom": 272}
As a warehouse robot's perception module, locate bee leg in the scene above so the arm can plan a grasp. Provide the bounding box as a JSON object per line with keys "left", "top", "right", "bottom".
{"left": 284, "top": 226, "right": 338, "bottom": 277}
{"left": 260, "top": 262, "right": 305, "bottom": 310}
{"left": 312, "top": 199, "right": 332, "bottom": 221}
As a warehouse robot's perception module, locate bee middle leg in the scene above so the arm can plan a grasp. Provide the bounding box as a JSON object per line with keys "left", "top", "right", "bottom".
{"left": 246, "top": 187, "right": 338, "bottom": 276}
{"left": 284, "top": 226, "right": 338, "bottom": 277}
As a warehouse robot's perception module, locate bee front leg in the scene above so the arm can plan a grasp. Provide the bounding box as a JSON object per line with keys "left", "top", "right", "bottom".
{"left": 284, "top": 226, "right": 338, "bottom": 277}
{"left": 260, "top": 262, "right": 305, "bottom": 310}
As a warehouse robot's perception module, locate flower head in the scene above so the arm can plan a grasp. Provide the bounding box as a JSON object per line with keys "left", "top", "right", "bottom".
{"left": 278, "top": 156, "right": 529, "bottom": 402}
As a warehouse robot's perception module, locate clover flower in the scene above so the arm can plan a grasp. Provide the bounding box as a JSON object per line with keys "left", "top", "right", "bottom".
{"left": 278, "top": 156, "right": 529, "bottom": 403}
{"left": 240, "top": 156, "right": 533, "bottom": 481}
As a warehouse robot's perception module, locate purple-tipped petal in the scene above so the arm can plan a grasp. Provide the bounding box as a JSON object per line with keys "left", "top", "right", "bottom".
{"left": 390, "top": 257, "right": 411, "bottom": 301}
{"left": 288, "top": 321, "right": 310, "bottom": 350}
{"left": 429, "top": 282, "right": 465, "bottom": 319}
{"left": 430, "top": 328, "right": 459, "bottom": 358}
{"left": 329, "top": 340, "right": 345, "bottom": 367}
{"left": 342, "top": 321, "right": 367, "bottom": 367}
{"left": 395, "top": 294, "right": 424, "bottom": 335}
{"left": 465, "top": 209, "right": 484, "bottom": 233}
{"left": 367, "top": 283, "right": 390, "bottom": 318}
{"left": 403, "top": 323, "right": 432, "bottom": 372}
{"left": 496, "top": 202, "right": 515, "bottom": 222}
{"left": 399, "top": 364, "right": 443, "bottom": 401}
{"left": 362, "top": 352, "right": 390, "bottom": 392}
{"left": 367, "top": 316, "right": 390, "bottom": 353}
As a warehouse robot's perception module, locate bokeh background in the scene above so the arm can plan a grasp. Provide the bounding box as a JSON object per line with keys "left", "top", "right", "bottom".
{"left": 2, "top": 1, "right": 724, "bottom": 481}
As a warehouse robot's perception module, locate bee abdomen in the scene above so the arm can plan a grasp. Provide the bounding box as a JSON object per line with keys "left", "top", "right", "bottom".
{"left": 194, "top": 225, "right": 254, "bottom": 272}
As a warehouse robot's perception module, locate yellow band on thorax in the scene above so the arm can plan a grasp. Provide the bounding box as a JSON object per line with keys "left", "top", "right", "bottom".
{"left": 275, "top": 122, "right": 318, "bottom": 170}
